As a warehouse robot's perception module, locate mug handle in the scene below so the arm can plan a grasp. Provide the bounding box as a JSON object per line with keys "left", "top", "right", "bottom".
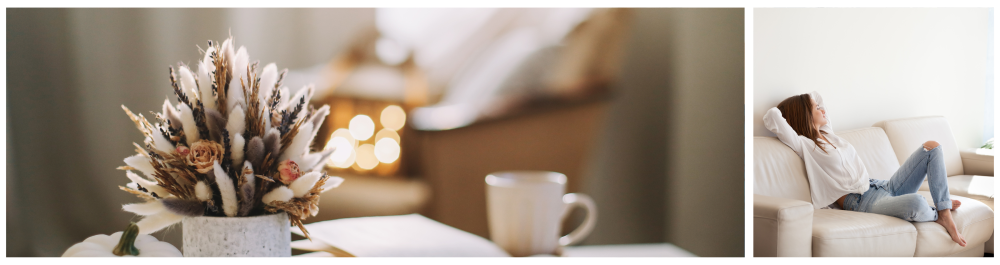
{"left": 558, "top": 193, "right": 597, "bottom": 246}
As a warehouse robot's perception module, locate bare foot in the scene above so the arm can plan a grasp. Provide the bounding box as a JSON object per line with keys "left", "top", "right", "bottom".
{"left": 951, "top": 199, "right": 961, "bottom": 211}
{"left": 935, "top": 209, "right": 967, "bottom": 247}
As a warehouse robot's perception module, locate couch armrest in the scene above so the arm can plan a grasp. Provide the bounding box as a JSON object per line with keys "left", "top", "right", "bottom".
{"left": 960, "top": 148, "right": 994, "bottom": 176}
{"left": 753, "top": 194, "right": 814, "bottom": 257}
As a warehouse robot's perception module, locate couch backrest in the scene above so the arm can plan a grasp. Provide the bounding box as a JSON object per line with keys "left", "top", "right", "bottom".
{"left": 754, "top": 127, "right": 901, "bottom": 202}
{"left": 836, "top": 127, "right": 900, "bottom": 180}
{"left": 753, "top": 137, "right": 812, "bottom": 202}
{"left": 873, "top": 116, "right": 964, "bottom": 176}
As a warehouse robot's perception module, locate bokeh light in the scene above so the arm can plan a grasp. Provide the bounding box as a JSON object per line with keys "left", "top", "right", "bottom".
{"left": 380, "top": 105, "right": 407, "bottom": 131}
{"left": 326, "top": 128, "right": 357, "bottom": 168}
{"left": 349, "top": 115, "right": 375, "bottom": 140}
{"left": 374, "top": 128, "right": 401, "bottom": 144}
{"left": 355, "top": 144, "right": 378, "bottom": 170}
{"left": 326, "top": 137, "right": 354, "bottom": 164}
{"left": 328, "top": 146, "right": 356, "bottom": 169}
{"left": 374, "top": 138, "right": 401, "bottom": 163}
{"left": 330, "top": 128, "right": 358, "bottom": 148}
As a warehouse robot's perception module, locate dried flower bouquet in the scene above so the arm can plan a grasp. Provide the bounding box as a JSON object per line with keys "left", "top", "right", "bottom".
{"left": 118, "top": 36, "right": 342, "bottom": 239}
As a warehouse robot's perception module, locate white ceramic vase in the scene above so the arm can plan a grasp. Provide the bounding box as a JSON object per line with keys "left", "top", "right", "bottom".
{"left": 182, "top": 212, "right": 291, "bottom": 257}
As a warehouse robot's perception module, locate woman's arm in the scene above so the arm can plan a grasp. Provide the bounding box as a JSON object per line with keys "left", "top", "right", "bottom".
{"left": 811, "top": 91, "right": 833, "bottom": 132}
{"left": 763, "top": 107, "right": 804, "bottom": 155}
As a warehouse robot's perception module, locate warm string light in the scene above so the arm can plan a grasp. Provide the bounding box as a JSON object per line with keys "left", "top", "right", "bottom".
{"left": 375, "top": 128, "right": 400, "bottom": 143}
{"left": 381, "top": 105, "right": 407, "bottom": 131}
{"left": 349, "top": 115, "right": 375, "bottom": 141}
{"left": 325, "top": 105, "right": 406, "bottom": 171}
{"left": 374, "top": 138, "right": 401, "bottom": 163}
{"left": 355, "top": 144, "right": 378, "bottom": 170}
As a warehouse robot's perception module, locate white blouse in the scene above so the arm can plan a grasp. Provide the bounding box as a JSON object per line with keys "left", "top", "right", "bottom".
{"left": 763, "top": 92, "right": 870, "bottom": 209}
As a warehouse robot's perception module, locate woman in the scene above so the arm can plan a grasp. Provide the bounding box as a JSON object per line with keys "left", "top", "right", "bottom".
{"left": 763, "top": 92, "right": 966, "bottom": 247}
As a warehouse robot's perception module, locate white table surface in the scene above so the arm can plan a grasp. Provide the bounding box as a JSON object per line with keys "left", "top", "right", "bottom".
{"left": 558, "top": 243, "right": 696, "bottom": 257}
{"left": 295, "top": 242, "right": 696, "bottom": 257}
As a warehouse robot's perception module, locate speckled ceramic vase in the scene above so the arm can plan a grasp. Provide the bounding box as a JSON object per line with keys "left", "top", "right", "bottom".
{"left": 182, "top": 212, "right": 291, "bottom": 257}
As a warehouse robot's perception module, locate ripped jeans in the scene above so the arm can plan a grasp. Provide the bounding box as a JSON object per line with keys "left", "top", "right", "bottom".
{"left": 842, "top": 145, "right": 952, "bottom": 222}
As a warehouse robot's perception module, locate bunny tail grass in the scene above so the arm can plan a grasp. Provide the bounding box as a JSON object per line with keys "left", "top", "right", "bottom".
{"left": 227, "top": 46, "right": 249, "bottom": 113}
{"left": 289, "top": 172, "right": 322, "bottom": 198}
{"left": 178, "top": 65, "right": 198, "bottom": 101}
{"left": 259, "top": 63, "right": 278, "bottom": 103}
{"left": 194, "top": 181, "right": 212, "bottom": 201}
{"left": 197, "top": 61, "right": 216, "bottom": 110}
{"left": 246, "top": 136, "right": 265, "bottom": 168}
{"left": 160, "top": 197, "right": 205, "bottom": 217}
{"left": 238, "top": 181, "right": 255, "bottom": 216}
{"left": 262, "top": 186, "right": 293, "bottom": 205}
{"left": 213, "top": 161, "right": 239, "bottom": 217}
{"left": 179, "top": 104, "right": 200, "bottom": 145}
{"left": 231, "top": 133, "right": 245, "bottom": 170}
{"left": 226, "top": 108, "right": 246, "bottom": 141}
{"left": 238, "top": 162, "right": 256, "bottom": 216}
{"left": 205, "top": 108, "right": 227, "bottom": 143}
{"left": 263, "top": 128, "right": 281, "bottom": 155}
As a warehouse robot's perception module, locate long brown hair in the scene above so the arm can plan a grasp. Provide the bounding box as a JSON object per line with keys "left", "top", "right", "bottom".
{"left": 777, "top": 93, "right": 835, "bottom": 153}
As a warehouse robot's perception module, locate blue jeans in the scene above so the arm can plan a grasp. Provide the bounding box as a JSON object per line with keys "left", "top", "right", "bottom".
{"left": 842, "top": 145, "right": 952, "bottom": 222}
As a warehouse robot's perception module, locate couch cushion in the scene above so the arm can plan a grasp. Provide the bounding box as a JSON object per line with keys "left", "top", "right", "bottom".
{"left": 919, "top": 175, "right": 994, "bottom": 210}
{"left": 811, "top": 209, "right": 918, "bottom": 256}
{"left": 912, "top": 192, "right": 994, "bottom": 257}
{"left": 836, "top": 127, "right": 901, "bottom": 181}
{"left": 754, "top": 137, "right": 812, "bottom": 202}
{"left": 873, "top": 116, "right": 964, "bottom": 177}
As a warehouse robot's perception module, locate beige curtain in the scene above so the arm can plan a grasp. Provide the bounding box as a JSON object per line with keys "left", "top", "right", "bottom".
{"left": 580, "top": 9, "right": 745, "bottom": 256}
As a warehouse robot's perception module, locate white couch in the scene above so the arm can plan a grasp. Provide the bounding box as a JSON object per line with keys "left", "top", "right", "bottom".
{"left": 754, "top": 116, "right": 994, "bottom": 257}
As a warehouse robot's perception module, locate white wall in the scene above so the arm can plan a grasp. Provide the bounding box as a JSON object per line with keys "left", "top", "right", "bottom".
{"left": 754, "top": 8, "right": 990, "bottom": 149}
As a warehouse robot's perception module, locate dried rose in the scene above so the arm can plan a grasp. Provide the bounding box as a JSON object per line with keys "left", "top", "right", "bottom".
{"left": 277, "top": 160, "right": 301, "bottom": 185}
{"left": 186, "top": 140, "right": 224, "bottom": 174}
{"left": 176, "top": 145, "right": 190, "bottom": 156}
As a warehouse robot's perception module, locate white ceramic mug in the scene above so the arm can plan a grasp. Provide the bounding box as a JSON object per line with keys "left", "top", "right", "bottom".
{"left": 485, "top": 171, "right": 597, "bottom": 257}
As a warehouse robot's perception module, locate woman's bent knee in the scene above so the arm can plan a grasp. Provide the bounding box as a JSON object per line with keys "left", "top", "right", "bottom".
{"left": 923, "top": 141, "right": 940, "bottom": 151}
{"left": 912, "top": 207, "right": 938, "bottom": 222}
